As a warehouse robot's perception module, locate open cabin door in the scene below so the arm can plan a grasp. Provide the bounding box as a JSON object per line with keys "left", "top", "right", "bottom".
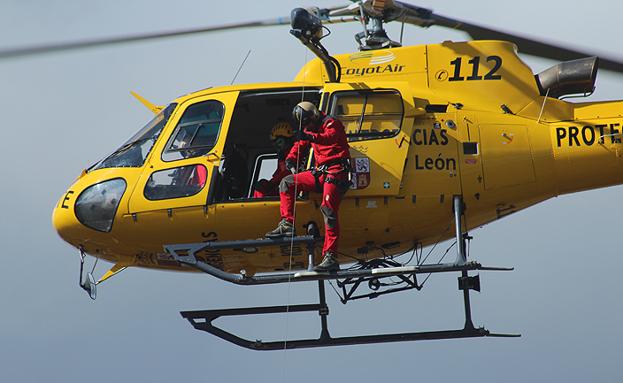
{"left": 128, "top": 91, "right": 238, "bottom": 215}
{"left": 321, "top": 82, "right": 416, "bottom": 196}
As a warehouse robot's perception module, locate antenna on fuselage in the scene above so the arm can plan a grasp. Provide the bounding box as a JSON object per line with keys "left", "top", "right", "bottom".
{"left": 230, "top": 49, "right": 252, "bottom": 85}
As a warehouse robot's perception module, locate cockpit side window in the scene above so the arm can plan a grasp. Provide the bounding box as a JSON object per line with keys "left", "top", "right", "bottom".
{"left": 143, "top": 164, "right": 207, "bottom": 200}
{"left": 162, "top": 100, "right": 224, "bottom": 162}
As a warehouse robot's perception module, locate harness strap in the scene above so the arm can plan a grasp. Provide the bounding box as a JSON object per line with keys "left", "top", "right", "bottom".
{"left": 316, "top": 157, "right": 352, "bottom": 174}
{"left": 318, "top": 157, "right": 350, "bottom": 168}
{"left": 325, "top": 175, "right": 352, "bottom": 191}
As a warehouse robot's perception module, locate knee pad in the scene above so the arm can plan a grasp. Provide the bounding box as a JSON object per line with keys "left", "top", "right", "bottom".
{"left": 279, "top": 175, "right": 295, "bottom": 193}
{"left": 320, "top": 205, "right": 337, "bottom": 229}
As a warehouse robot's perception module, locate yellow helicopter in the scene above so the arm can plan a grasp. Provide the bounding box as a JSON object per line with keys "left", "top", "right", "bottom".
{"left": 6, "top": 0, "right": 622, "bottom": 349}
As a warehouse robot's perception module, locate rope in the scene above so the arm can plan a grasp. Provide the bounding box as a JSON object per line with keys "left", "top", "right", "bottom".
{"left": 281, "top": 47, "right": 309, "bottom": 370}
{"left": 418, "top": 224, "right": 452, "bottom": 266}
{"left": 420, "top": 240, "right": 456, "bottom": 287}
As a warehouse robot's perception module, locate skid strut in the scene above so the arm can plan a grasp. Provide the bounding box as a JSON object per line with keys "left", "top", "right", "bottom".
{"left": 168, "top": 196, "right": 520, "bottom": 350}
{"left": 454, "top": 195, "right": 475, "bottom": 330}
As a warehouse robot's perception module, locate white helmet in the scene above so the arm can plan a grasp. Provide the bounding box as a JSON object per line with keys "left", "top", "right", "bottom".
{"left": 292, "top": 101, "right": 320, "bottom": 128}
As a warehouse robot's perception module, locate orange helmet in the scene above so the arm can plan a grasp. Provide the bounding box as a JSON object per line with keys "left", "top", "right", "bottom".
{"left": 270, "top": 121, "right": 295, "bottom": 141}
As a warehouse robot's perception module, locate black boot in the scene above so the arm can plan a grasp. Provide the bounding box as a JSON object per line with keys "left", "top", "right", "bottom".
{"left": 265, "top": 219, "right": 295, "bottom": 238}
{"left": 313, "top": 252, "right": 339, "bottom": 272}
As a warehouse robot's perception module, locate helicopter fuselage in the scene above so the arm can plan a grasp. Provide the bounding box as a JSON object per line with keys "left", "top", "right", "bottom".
{"left": 52, "top": 40, "right": 623, "bottom": 275}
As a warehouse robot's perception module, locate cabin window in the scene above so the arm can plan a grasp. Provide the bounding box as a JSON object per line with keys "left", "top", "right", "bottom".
{"left": 162, "top": 100, "right": 224, "bottom": 162}
{"left": 144, "top": 164, "right": 207, "bottom": 200}
{"left": 329, "top": 90, "right": 403, "bottom": 141}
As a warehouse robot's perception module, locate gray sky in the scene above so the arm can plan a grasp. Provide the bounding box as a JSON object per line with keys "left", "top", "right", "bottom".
{"left": 2, "top": 1, "right": 623, "bottom": 382}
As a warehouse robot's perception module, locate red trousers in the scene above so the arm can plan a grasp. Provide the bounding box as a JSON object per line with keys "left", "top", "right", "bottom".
{"left": 279, "top": 166, "right": 348, "bottom": 254}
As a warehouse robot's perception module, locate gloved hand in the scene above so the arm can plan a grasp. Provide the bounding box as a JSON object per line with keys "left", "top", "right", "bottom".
{"left": 285, "top": 159, "right": 297, "bottom": 174}
{"left": 254, "top": 179, "right": 270, "bottom": 192}
{"left": 296, "top": 129, "right": 314, "bottom": 142}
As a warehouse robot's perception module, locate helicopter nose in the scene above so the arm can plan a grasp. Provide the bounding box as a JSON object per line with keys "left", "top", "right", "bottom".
{"left": 52, "top": 191, "right": 82, "bottom": 245}
{"left": 53, "top": 179, "right": 128, "bottom": 245}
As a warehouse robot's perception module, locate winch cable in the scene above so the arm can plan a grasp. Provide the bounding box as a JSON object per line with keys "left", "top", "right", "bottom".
{"left": 400, "top": 243, "right": 421, "bottom": 266}
{"left": 418, "top": 224, "right": 452, "bottom": 266}
{"left": 419, "top": 240, "right": 457, "bottom": 287}
{"left": 282, "top": 48, "right": 309, "bottom": 363}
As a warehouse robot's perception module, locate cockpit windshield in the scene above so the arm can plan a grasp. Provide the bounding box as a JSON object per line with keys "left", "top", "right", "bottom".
{"left": 91, "top": 103, "right": 177, "bottom": 171}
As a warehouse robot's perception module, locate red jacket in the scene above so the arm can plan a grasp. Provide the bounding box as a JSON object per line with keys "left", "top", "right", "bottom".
{"left": 286, "top": 115, "right": 350, "bottom": 167}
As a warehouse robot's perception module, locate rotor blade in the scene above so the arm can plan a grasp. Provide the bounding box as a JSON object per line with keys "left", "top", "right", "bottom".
{"left": 0, "top": 12, "right": 360, "bottom": 60}
{"left": 324, "top": 16, "right": 360, "bottom": 24}
{"left": 330, "top": 0, "right": 396, "bottom": 16}
{"left": 431, "top": 14, "right": 623, "bottom": 73}
{"left": 394, "top": 2, "right": 623, "bottom": 73}
{"left": 0, "top": 18, "right": 295, "bottom": 59}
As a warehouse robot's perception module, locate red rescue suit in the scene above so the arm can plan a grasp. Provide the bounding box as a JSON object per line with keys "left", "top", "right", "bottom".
{"left": 279, "top": 115, "right": 351, "bottom": 254}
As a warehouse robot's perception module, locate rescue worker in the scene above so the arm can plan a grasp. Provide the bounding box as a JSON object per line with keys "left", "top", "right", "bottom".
{"left": 253, "top": 121, "right": 299, "bottom": 198}
{"left": 221, "top": 143, "right": 249, "bottom": 199}
{"left": 266, "top": 101, "right": 351, "bottom": 272}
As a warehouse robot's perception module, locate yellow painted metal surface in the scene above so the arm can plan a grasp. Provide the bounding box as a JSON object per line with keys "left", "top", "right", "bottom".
{"left": 52, "top": 40, "right": 623, "bottom": 276}
{"left": 479, "top": 124, "right": 536, "bottom": 190}
{"left": 97, "top": 263, "right": 128, "bottom": 284}
{"left": 130, "top": 91, "right": 163, "bottom": 114}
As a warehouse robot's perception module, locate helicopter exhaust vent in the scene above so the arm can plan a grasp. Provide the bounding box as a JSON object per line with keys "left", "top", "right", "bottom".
{"left": 536, "top": 57, "right": 599, "bottom": 99}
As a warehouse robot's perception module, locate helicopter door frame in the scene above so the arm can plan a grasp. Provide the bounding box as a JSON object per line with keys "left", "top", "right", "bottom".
{"left": 320, "top": 82, "right": 416, "bottom": 196}
{"left": 247, "top": 153, "right": 279, "bottom": 198}
{"left": 128, "top": 91, "right": 239, "bottom": 214}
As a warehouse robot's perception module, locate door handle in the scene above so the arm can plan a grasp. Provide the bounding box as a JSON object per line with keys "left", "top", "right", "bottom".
{"left": 206, "top": 152, "right": 220, "bottom": 162}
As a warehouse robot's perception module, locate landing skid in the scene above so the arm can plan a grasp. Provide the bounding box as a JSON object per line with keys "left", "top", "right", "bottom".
{"left": 181, "top": 276, "right": 518, "bottom": 351}
{"left": 167, "top": 196, "right": 520, "bottom": 350}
